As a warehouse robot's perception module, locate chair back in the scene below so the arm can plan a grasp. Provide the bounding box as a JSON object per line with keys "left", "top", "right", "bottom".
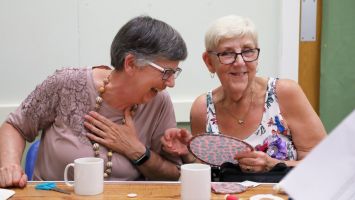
{"left": 25, "top": 140, "right": 40, "bottom": 180}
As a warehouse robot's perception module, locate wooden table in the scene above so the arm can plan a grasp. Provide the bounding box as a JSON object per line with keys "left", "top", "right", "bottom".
{"left": 11, "top": 181, "right": 288, "bottom": 200}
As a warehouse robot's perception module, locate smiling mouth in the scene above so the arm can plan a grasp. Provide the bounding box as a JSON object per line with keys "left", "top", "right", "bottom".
{"left": 230, "top": 72, "right": 248, "bottom": 76}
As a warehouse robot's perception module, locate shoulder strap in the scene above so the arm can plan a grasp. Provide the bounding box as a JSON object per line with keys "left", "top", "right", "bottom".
{"left": 206, "top": 91, "right": 220, "bottom": 134}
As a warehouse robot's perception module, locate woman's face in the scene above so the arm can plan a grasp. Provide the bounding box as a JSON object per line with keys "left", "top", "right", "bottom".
{"left": 206, "top": 35, "right": 258, "bottom": 95}
{"left": 134, "top": 59, "right": 180, "bottom": 104}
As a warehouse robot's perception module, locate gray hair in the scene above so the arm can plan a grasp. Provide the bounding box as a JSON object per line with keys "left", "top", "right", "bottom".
{"left": 110, "top": 15, "right": 187, "bottom": 70}
{"left": 205, "top": 15, "right": 258, "bottom": 51}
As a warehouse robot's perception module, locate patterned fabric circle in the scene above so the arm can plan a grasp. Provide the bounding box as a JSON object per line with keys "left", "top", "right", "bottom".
{"left": 211, "top": 182, "right": 247, "bottom": 194}
{"left": 188, "top": 134, "right": 253, "bottom": 166}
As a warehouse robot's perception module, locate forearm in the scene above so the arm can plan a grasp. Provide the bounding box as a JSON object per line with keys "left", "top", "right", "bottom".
{"left": 137, "top": 150, "right": 180, "bottom": 180}
{"left": 0, "top": 122, "right": 26, "bottom": 167}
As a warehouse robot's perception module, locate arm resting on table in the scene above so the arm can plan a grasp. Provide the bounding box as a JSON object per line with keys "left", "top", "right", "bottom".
{"left": 0, "top": 122, "right": 27, "bottom": 188}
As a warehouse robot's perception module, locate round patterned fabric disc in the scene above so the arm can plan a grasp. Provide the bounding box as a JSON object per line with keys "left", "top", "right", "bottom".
{"left": 188, "top": 133, "right": 253, "bottom": 166}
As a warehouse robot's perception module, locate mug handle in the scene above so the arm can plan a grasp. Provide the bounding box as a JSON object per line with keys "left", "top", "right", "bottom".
{"left": 64, "top": 163, "right": 74, "bottom": 187}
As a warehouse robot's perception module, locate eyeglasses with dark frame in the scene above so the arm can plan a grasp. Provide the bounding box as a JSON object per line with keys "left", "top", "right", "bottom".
{"left": 208, "top": 48, "right": 260, "bottom": 64}
{"left": 146, "top": 61, "right": 182, "bottom": 80}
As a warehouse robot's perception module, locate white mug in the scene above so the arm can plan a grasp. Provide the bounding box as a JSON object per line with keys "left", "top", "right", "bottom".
{"left": 64, "top": 157, "right": 104, "bottom": 195}
{"left": 180, "top": 163, "right": 211, "bottom": 200}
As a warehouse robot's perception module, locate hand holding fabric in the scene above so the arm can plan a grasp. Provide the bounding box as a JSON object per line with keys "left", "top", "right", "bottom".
{"left": 234, "top": 150, "right": 279, "bottom": 173}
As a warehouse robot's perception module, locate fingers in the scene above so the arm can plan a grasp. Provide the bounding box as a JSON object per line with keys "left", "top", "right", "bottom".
{"left": 161, "top": 129, "right": 175, "bottom": 148}
{"left": 18, "top": 173, "right": 28, "bottom": 188}
{"left": 84, "top": 110, "right": 127, "bottom": 137}
{"left": 0, "top": 168, "right": 10, "bottom": 187}
{"left": 239, "top": 164, "right": 255, "bottom": 173}
{"left": 165, "top": 128, "right": 190, "bottom": 140}
{"left": 238, "top": 157, "right": 259, "bottom": 166}
{"left": 236, "top": 151, "right": 265, "bottom": 165}
{"left": 124, "top": 107, "right": 133, "bottom": 126}
{"left": 84, "top": 121, "right": 107, "bottom": 138}
{"left": 12, "top": 168, "right": 22, "bottom": 184}
{"left": 85, "top": 112, "right": 112, "bottom": 132}
{"left": 161, "top": 128, "right": 190, "bottom": 156}
{"left": 164, "top": 128, "right": 179, "bottom": 140}
{"left": 0, "top": 164, "right": 27, "bottom": 188}
{"left": 163, "top": 132, "right": 172, "bottom": 140}
{"left": 86, "top": 105, "right": 136, "bottom": 128}
{"left": 160, "top": 134, "right": 172, "bottom": 148}
{"left": 236, "top": 151, "right": 272, "bottom": 173}
{"left": 86, "top": 132, "right": 107, "bottom": 146}
{"left": 234, "top": 149, "right": 254, "bottom": 159}
{"left": 163, "top": 128, "right": 182, "bottom": 145}
{"left": 179, "top": 129, "right": 192, "bottom": 142}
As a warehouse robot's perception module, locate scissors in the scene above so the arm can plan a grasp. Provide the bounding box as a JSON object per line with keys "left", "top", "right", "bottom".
{"left": 35, "top": 182, "right": 71, "bottom": 194}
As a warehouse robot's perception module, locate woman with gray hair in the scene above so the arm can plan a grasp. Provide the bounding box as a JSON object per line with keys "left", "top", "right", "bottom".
{"left": 0, "top": 15, "right": 187, "bottom": 188}
{"left": 162, "top": 15, "right": 326, "bottom": 178}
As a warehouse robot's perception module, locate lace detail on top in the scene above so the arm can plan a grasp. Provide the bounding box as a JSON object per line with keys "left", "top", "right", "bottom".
{"left": 20, "top": 67, "right": 92, "bottom": 145}
{"left": 205, "top": 78, "right": 297, "bottom": 160}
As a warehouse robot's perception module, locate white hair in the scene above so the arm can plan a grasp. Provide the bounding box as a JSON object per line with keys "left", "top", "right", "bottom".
{"left": 205, "top": 15, "right": 258, "bottom": 50}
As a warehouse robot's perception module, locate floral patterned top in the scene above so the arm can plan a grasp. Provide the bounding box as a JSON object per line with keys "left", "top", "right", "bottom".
{"left": 206, "top": 78, "right": 297, "bottom": 160}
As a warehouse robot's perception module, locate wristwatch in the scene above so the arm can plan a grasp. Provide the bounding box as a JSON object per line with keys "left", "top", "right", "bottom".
{"left": 131, "top": 146, "right": 151, "bottom": 166}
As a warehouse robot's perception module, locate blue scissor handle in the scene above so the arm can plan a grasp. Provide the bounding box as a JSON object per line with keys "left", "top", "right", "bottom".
{"left": 35, "top": 182, "right": 57, "bottom": 190}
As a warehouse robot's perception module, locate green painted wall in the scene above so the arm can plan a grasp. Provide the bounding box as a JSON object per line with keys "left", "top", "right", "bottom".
{"left": 320, "top": 0, "right": 355, "bottom": 132}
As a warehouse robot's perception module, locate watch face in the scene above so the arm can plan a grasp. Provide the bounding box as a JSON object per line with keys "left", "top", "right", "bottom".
{"left": 132, "top": 147, "right": 151, "bottom": 166}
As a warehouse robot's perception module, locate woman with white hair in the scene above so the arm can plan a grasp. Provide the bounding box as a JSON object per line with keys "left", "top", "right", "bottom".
{"left": 162, "top": 15, "right": 326, "bottom": 175}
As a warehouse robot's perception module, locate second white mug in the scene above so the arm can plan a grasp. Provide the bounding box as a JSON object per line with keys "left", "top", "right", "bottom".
{"left": 64, "top": 157, "right": 104, "bottom": 195}
{"left": 180, "top": 163, "right": 211, "bottom": 200}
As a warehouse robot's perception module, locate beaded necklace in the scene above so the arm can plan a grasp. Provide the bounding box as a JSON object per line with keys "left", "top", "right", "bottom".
{"left": 92, "top": 72, "right": 139, "bottom": 178}
{"left": 92, "top": 73, "right": 120, "bottom": 178}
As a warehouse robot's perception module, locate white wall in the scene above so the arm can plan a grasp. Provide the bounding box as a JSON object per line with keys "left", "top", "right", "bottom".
{"left": 0, "top": 0, "right": 299, "bottom": 122}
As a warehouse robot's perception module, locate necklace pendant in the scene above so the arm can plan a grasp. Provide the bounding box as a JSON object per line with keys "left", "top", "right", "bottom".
{"left": 238, "top": 119, "right": 244, "bottom": 125}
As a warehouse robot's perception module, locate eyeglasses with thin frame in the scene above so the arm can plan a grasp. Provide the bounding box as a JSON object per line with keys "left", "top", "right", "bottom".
{"left": 146, "top": 61, "right": 182, "bottom": 80}
{"left": 208, "top": 48, "right": 260, "bottom": 64}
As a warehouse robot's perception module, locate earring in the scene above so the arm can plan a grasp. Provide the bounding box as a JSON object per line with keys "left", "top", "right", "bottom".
{"left": 210, "top": 73, "right": 215, "bottom": 78}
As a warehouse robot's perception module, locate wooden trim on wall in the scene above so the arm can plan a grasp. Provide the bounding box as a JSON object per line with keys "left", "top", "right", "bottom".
{"left": 299, "top": 0, "right": 322, "bottom": 114}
